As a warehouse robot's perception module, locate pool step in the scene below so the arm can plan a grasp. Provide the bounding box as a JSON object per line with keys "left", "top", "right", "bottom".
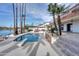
{"left": 17, "top": 38, "right": 27, "bottom": 47}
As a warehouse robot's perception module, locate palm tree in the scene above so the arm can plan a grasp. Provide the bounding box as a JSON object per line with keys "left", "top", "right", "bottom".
{"left": 55, "top": 4, "right": 70, "bottom": 35}
{"left": 12, "top": 3, "right": 18, "bottom": 35}
{"left": 12, "top": 3, "right": 16, "bottom": 35}
{"left": 20, "top": 3, "right": 26, "bottom": 33}
{"left": 15, "top": 4, "right": 18, "bottom": 35}
{"left": 20, "top": 3, "right": 23, "bottom": 34}
{"left": 48, "top": 3, "right": 58, "bottom": 34}
{"left": 24, "top": 3, "right": 26, "bottom": 33}
{"left": 22, "top": 3, "right": 25, "bottom": 33}
{"left": 22, "top": 3, "right": 26, "bottom": 33}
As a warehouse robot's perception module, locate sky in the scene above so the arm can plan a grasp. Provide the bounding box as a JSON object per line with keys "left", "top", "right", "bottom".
{"left": 0, "top": 3, "right": 53, "bottom": 27}
{"left": 26, "top": 3, "right": 53, "bottom": 26}
{"left": 0, "top": 3, "right": 76, "bottom": 27}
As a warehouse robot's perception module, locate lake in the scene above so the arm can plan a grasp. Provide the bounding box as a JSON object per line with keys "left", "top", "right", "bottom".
{"left": 0, "top": 30, "right": 13, "bottom": 36}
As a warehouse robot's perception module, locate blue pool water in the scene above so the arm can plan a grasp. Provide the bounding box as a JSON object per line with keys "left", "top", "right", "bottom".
{"left": 15, "top": 33, "right": 40, "bottom": 42}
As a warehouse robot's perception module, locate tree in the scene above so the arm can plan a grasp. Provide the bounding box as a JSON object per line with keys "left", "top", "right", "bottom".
{"left": 12, "top": 3, "right": 18, "bottom": 35}
{"left": 20, "top": 3, "right": 26, "bottom": 33}
{"left": 48, "top": 3, "right": 70, "bottom": 36}
{"left": 55, "top": 4, "right": 70, "bottom": 35}
{"left": 20, "top": 3, "right": 23, "bottom": 34}
{"left": 12, "top": 3, "right": 16, "bottom": 35}
{"left": 48, "top": 3, "right": 58, "bottom": 34}
{"left": 24, "top": 3, "right": 26, "bottom": 33}
{"left": 15, "top": 4, "right": 18, "bottom": 35}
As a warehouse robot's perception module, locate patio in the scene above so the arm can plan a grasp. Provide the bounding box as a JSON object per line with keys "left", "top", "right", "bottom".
{"left": 0, "top": 37, "right": 59, "bottom": 56}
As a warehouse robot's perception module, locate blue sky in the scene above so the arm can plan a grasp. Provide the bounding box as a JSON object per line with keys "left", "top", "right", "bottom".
{"left": 0, "top": 3, "right": 75, "bottom": 27}
{"left": 0, "top": 3, "right": 13, "bottom": 27}
{"left": 0, "top": 3, "right": 53, "bottom": 27}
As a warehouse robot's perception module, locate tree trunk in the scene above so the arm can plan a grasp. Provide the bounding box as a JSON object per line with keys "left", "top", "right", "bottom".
{"left": 15, "top": 4, "right": 18, "bottom": 35}
{"left": 24, "top": 17, "right": 25, "bottom": 32}
{"left": 24, "top": 4, "right": 26, "bottom": 33}
{"left": 52, "top": 14, "right": 58, "bottom": 34}
{"left": 57, "top": 15, "right": 62, "bottom": 35}
{"left": 12, "top": 3, "right": 16, "bottom": 35}
{"left": 20, "top": 19, "right": 22, "bottom": 34}
{"left": 22, "top": 4, "right": 24, "bottom": 33}
{"left": 20, "top": 4, "right": 22, "bottom": 34}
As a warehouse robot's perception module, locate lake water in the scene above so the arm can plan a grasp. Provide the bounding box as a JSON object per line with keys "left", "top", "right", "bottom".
{"left": 0, "top": 30, "right": 13, "bottom": 36}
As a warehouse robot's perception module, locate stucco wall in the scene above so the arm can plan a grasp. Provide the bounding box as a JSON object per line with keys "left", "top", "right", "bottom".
{"left": 63, "top": 20, "right": 79, "bottom": 32}
{"left": 72, "top": 21, "right": 79, "bottom": 32}
{"left": 63, "top": 24, "right": 67, "bottom": 31}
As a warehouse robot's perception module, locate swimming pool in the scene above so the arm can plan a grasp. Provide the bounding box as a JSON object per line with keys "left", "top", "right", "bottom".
{"left": 14, "top": 33, "right": 41, "bottom": 43}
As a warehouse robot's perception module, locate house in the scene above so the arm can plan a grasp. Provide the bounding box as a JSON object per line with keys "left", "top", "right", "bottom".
{"left": 37, "top": 22, "right": 51, "bottom": 31}
{"left": 60, "top": 4, "right": 79, "bottom": 33}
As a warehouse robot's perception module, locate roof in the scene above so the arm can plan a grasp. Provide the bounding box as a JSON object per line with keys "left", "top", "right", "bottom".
{"left": 61, "top": 4, "right": 79, "bottom": 23}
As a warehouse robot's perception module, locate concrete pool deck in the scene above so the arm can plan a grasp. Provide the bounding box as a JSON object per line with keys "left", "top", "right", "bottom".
{"left": 51, "top": 32, "right": 79, "bottom": 56}
{"left": 0, "top": 38, "right": 59, "bottom": 56}
{"left": 1, "top": 32, "right": 79, "bottom": 56}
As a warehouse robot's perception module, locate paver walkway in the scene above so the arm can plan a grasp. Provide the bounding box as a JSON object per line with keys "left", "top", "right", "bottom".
{"left": 0, "top": 38, "right": 59, "bottom": 56}
{"left": 51, "top": 32, "right": 79, "bottom": 56}
{"left": 0, "top": 32, "right": 79, "bottom": 56}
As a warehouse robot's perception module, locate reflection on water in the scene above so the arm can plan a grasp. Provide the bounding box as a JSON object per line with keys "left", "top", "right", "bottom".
{"left": 0, "top": 30, "right": 13, "bottom": 36}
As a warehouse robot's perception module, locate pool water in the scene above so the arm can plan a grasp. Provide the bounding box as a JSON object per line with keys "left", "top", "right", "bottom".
{"left": 15, "top": 33, "right": 40, "bottom": 42}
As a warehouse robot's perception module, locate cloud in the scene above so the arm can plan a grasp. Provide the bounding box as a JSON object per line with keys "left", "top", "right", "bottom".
{"left": 26, "top": 3, "right": 53, "bottom": 23}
